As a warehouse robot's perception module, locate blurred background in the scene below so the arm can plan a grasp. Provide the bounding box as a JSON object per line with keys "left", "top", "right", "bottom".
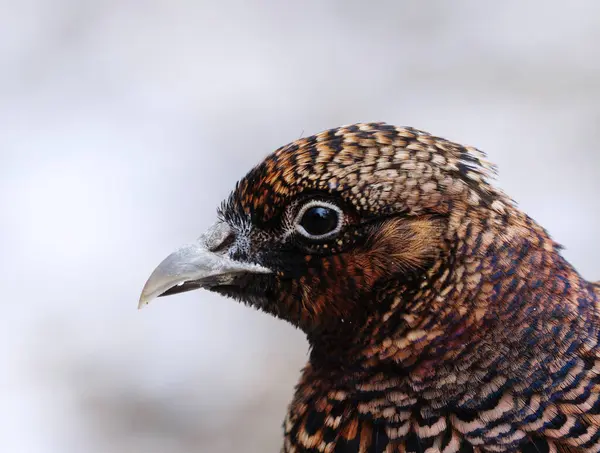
{"left": 2, "top": 1, "right": 599, "bottom": 452}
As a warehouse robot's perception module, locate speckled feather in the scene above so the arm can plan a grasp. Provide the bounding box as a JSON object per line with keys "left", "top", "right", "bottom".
{"left": 216, "top": 123, "right": 600, "bottom": 453}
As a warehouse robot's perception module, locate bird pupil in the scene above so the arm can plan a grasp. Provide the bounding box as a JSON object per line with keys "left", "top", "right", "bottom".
{"left": 301, "top": 206, "right": 338, "bottom": 236}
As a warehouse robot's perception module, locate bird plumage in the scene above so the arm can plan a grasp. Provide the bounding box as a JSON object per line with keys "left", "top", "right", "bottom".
{"left": 140, "top": 123, "right": 599, "bottom": 453}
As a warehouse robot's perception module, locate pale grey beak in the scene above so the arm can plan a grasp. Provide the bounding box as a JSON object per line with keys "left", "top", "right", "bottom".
{"left": 138, "top": 221, "right": 271, "bottom": 309}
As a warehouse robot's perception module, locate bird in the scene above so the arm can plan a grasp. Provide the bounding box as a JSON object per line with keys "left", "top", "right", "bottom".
{"left": 139, "top": 123, "right": 600, "bottom": 453}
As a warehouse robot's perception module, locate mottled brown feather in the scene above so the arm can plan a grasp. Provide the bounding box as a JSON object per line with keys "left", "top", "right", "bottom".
{"left": 211, "top": 123, "right": 599, "bottom": 453}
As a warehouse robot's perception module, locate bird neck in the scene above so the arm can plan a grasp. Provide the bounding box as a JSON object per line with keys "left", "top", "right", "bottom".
{"left": 305, "top": 276, "right": 423, "bottom": 370}
{"left": 306, "top": 209, "right": 600, "bottom": 406}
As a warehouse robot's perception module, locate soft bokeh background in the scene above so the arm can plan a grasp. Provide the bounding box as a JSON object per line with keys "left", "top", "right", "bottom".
{"left": 2, "top": 1, "right": 599, "bottom": 452}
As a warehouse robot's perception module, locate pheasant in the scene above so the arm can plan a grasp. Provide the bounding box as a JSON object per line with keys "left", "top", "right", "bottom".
{"left": 139, "top": 123, "right": 600, "bottom": 453}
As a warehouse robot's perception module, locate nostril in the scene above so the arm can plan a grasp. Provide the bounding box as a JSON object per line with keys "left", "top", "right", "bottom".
{"left": 203, "top": 221, "right": 236, "bottom": 253}
{"left": 211, "top": 231, "right": 235, "bottom": 253}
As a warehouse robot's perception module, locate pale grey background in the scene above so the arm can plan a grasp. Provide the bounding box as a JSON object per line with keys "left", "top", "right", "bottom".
{"left": 2, "top": 1, "right": 599, "bottom": 452}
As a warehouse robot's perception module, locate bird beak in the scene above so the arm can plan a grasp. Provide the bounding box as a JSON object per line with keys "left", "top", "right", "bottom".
{"left": 138, "top": 221, "right": 271, "bottom": 309}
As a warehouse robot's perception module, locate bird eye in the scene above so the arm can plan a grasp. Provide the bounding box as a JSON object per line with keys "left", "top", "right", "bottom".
{"left": 295, "top": 201, "right": 343, "bottom": 239}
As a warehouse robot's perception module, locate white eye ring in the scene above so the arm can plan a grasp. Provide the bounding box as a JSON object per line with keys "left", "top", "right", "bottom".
{"left": 294, "top": 200, "right": 344, "bottom": 240}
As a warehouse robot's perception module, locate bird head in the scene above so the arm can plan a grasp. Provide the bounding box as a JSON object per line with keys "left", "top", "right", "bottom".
{"left": 140, "top": 123, "right": 533, "bottom": 358}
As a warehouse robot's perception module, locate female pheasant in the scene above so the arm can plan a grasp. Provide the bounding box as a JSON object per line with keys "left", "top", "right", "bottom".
{"left": 140, "top": 123, "right": 600, "bottom": 453}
